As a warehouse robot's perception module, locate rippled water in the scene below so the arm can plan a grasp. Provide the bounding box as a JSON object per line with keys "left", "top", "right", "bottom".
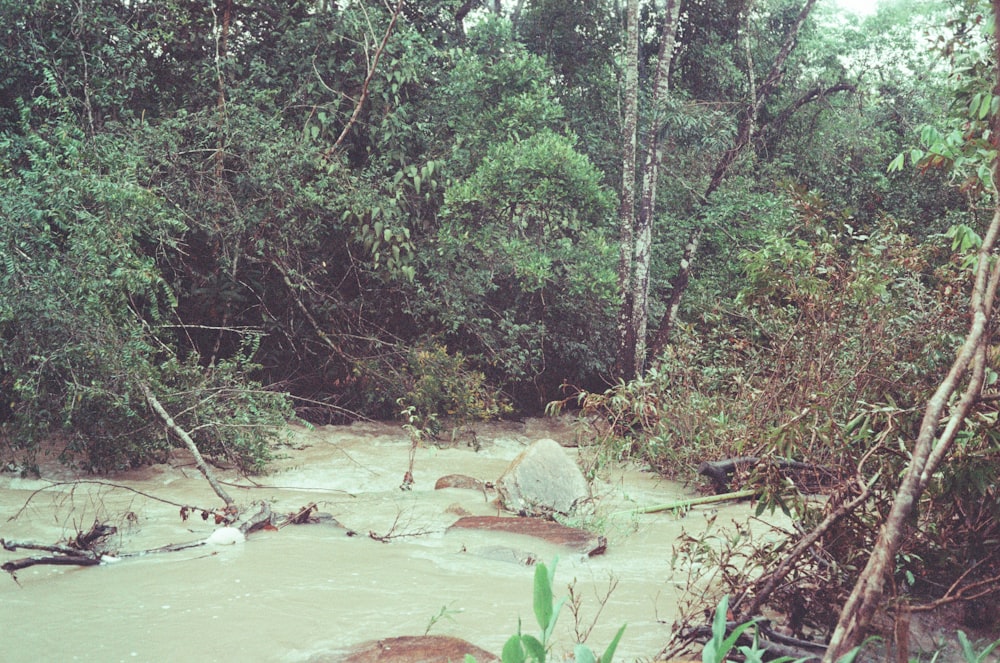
{"left": 0, "top": 419, "right": 760, "bottom": 662}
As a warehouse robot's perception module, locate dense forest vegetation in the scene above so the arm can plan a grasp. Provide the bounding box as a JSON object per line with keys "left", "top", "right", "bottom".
{"left": 2, "top": 0, "right": 1000, "bottom": 658}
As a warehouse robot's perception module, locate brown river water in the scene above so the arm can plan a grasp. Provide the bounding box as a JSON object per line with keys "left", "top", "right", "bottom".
{"left": 0, "top": 418, "right": 767, "bottom": 663}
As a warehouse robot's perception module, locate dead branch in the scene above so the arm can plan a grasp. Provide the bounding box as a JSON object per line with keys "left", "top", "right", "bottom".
{"left": 278, "top": 502, "right": 319, "bottom": 528}
{"left": 139, "top": 381, "right": 234, "bottom": 507}
{"left": 2, "top": 539, "right": 90, "bottom": 556}
{"left": 1, "top": 522, "right": 110, "bottom": 576}
{"left": 234, "top": 501, "right": 274, "bottom": 535}
{"left": 737, "top": 471, "right": 878, "bottom": 618}
{"left": 698, "top": 456, "right": 832, "bottom": 494}
{"left": 3, "top": 554, "right": 100, "bottom": 573}
{"left": 368, "top": 511, "right": 433, "bottom": 542}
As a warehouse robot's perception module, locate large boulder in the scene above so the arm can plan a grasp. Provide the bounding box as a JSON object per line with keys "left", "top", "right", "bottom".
{"left": 496, "top": 438, "right": 590, "bottom": 516}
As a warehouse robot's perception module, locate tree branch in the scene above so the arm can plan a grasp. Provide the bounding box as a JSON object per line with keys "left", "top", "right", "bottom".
{"left": 324, "top": 0, "right": 405, "bottom": 159}
{"left": 139, "top": 382, "right": 235, "bottom": 508}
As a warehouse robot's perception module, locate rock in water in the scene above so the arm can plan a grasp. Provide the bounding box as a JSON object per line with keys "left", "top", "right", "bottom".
{"left": 496, "top": 438, "right": 590, "bottom": 516}
{"left": 449, "top": 516, "right": 607, "bottom": 556}
{"left": 315, "top": 635, "right": 498, "bottom": 662}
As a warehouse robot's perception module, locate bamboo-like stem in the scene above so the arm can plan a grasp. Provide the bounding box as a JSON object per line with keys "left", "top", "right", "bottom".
{"left": 612, "top": 489, "right": 757, "bottom": 516}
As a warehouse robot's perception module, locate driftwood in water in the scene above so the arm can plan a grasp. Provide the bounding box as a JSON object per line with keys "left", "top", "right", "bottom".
{"left": 235, "top": 501, "right": 274, "bottom": 535}
{"left": 698, "top": 456, "right": 830, "bottom": 494}
{"left": 3, "top": 554, "right": 101, "bottom": 572}
{"left": 1, "top": 520, "right": 115, "bottom": 574}
{"left": 1, "top": 501, "right": 333, "bottom": 578}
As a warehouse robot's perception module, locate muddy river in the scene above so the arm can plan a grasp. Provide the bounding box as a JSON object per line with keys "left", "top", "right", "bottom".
{"left": 0, "top": 418, "right": 764, "bottom": 662}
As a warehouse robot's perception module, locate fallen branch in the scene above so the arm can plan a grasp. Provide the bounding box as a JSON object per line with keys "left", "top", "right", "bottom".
{"left": 612, "top": 489, "right": 757, "bottom": 516}
{"left": 3, "top": 554, "right": 100, "bottom": 573}
{"left": 698, "top": 456, "right": 831, "bottom": 494}
{"left": 1, "top": 521, "right": 113, "bottom": 575}
{"left": 737, "top": 471, "right": 879, "bottom": 618}
{"left": 278, "top": 502, "right": 318, "bottom": 529}
{"left": 139, "top": 381, "right": 234, "bottom": 508}
{"left": 2, "top": 501, "right": 335, "bottom": 577}
{"left": 2, "top": 539, "right": 93, "bottom": 556}
{"left": 235, "top": 501, "right": 274, "bottom": 535}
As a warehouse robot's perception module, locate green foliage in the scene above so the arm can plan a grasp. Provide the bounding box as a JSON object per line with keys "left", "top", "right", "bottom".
{"left": 955, "top": 630, "right": 1000, "bottom": 663}
{"left": 419, "top": 128, "right": 618, "bottom": 404}
{"left": 0, "top": 109, "right": 290, "bottom": 472}
{"left": 392, "top": 342, "right": 510, "bottom": 440}
{"left": 701, "top": 596, "right": 759, "bottom": 663}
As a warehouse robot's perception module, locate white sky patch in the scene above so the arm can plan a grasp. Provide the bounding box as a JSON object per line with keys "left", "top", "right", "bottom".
{"left": 833, "top": 0, "right": 879, "bottom": 17}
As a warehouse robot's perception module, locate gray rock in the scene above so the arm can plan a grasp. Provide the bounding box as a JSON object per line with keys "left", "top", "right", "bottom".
{"left": 496, "top": 438, "right": 591, "bottom": 516}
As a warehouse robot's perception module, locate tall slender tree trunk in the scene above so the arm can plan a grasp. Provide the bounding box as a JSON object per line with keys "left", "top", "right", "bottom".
{"left": 649, "top": 0, "right": 818, "bottom": 360}
{"left": 213, "top": 0, "right": 231, "bottom": 185}
{"left": 623, "top": 0, "right": 681, "bottom": 378}
{"left": 616, "top": 0, "right": 640, "bottom": 379}
{"left": 822, "top": 5, "right": 1000, "bottom": 658}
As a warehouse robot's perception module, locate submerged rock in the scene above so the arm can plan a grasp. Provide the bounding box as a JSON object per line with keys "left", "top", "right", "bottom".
{"left": 449, "top": 515, "right": 606, "bottom": 556}
{"left": 462, "top": 544, "right": 538, "bottom": 566}
{"left": 434, "top": 474, "right": 488, "bottom": 491}
{"left": 496, "top": 438, "right": 590, "bottom": 516}
{"left": 318, "top": 635, "right": 498, "bottom": 662}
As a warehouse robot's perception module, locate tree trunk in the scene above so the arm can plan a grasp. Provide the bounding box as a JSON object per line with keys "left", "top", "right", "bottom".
{"left": 616, "top": 0, "right": 640, "bottom": 379}
{"left": 213, "top": 0, "right": 232, "bottom": 185}
{"left": 822, "top": 8, "right": 1000, "bottom": 655}
{"left": 624, "top": 0, "right": 681, "bottom": 378}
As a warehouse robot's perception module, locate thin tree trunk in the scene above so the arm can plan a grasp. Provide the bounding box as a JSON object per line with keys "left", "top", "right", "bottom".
{"left": 628, "top": 0, "right": 681, "bottom": 377}
{"left": 213, "top": 0, "right": 232, "bottom": 185}
{"left": 139, "top": 382, "right": 235, "bottom": 508}
{"left": 649, "top": 0, "right": 818, "bottom": 359}
{"left": 822, "top": 8, "right": 1000, "bottom": 653}
{"left": 616, "top": 0, "right": 640, "bottom": 378}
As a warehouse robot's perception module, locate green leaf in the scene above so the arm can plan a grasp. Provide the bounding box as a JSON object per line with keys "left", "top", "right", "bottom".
{"left": 574, "top": 645, "right": 597, "bottom": 663}
{"left": 521, "top": 634, "right": 546, "bottom": 662}
{"left": 599, "top": 624, "right": 627, "bottom": 663}
{"left": 833, "top": 645, "right": 865, "bottom": 663}
{"left": 533, "top": 562, "right": 554, "bottom": 632}
{"left": 502, "top": 635, "right": 526, "bottom": 663}
{"left": 979, "top": 94, "right": 992, "bottom": 119}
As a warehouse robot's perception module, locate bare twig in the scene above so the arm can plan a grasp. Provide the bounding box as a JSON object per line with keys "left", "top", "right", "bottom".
{"left": 7, "top": 480, "right": 224, "bottom": 524}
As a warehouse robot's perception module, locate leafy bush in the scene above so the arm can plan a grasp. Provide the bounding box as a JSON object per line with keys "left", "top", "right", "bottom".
{"left": 0, "top": 111, "right": 290, "bottom": 473}
{"left": 359, "top": 342, "right": 510, "bottom": 438}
